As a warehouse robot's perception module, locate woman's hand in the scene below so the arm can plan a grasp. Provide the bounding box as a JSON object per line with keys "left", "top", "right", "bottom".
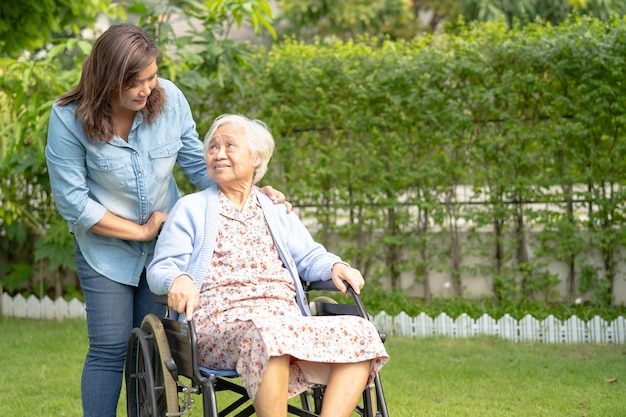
{"left": 141, "top": 211, "right": 168, "bottom": 241}
{"left": 168, "top": 275, "right": 200, "bottom": 321}
{"left": 258, "top": 185, "right": 292, "bottom": 212}
{"left": 330, "top": 263, "right": 365, "bottom": 295}
{"left": 90, "top": 210, "right": 167, "bottom": 241}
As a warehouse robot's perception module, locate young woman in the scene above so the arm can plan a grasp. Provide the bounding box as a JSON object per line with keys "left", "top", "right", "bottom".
{"left": 45, "top": 24, "right": 286, "bottom": 417}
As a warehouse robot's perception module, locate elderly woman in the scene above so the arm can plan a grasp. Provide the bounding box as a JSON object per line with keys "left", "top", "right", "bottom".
{"left": 147, "top": 114, "right": 388, "bottom": 417}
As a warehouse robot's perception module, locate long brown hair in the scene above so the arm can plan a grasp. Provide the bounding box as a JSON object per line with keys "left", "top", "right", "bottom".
{"left": 58, "top": 24, "right": 167, "bottom": 143}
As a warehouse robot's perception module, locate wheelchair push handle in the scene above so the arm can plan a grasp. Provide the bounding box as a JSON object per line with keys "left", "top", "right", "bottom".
{"left": 155, "top": 294, "right": 168, "bottom": 305}
{"left": 344, "top": 280, "right": 369, "bottom": 319}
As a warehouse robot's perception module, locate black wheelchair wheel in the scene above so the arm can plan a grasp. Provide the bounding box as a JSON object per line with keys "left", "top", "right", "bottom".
{"left": 126, "top": 314, "right": 179, "bottom": 417}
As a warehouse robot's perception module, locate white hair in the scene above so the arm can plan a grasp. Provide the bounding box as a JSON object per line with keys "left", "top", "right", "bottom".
{"left": 203, "top": 114, "right": 275, "bottom": 184}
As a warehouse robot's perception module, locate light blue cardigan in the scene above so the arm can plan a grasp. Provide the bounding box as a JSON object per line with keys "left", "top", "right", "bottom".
{"left": 147, "top": 186, "right": 342, "bottom": 316}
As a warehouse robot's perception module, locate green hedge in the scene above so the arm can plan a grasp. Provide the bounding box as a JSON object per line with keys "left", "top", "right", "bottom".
{"left": 196, "top": 16, "right": 626, "bottom": 305}
{"left": 2, "top": 16, "right": 625, "bottom": 305}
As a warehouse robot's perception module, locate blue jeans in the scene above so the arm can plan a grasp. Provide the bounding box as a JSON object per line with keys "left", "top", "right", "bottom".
{"left": 76, "top": 244, "right": 165, "bottom": 417}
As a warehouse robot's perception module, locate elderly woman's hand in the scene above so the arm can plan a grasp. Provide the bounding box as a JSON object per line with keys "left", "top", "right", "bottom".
{"left": 330, "top": 263, "right": 365, "bottom": 295}
{"left": 168, "top": 275, "right": 200, "bottom": 321}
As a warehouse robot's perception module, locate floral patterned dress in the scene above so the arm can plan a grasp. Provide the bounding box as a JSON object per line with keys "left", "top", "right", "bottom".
{"left": 193, "top": 192, "right": 388, "bottom": 401}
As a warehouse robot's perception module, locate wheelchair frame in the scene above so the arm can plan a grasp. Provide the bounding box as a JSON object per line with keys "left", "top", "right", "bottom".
{"left": 125, "top": 281, "right": 389, "bottom": 417}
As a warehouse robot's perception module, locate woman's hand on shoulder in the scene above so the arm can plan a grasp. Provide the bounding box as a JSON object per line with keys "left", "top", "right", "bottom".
{"left": 168, "top": 274, "right": 200, "bottom": 321}
{"left": 258, "top": 185, "right": 292, "bottom": 213}
{"left": 331, "top": 262, "right": 365, "bottom": 295}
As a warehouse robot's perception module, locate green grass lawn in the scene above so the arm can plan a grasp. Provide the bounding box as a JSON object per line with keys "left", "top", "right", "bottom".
{"left": 1, "top": 317, "right": 625, "bottom": 417}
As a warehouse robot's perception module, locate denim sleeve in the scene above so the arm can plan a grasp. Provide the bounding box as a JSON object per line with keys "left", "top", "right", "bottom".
{"left": 169, "top": 84, "right": 215, "bottom": 191}
{"left": 45, "top": 105, "right": 107, "bottom": 232}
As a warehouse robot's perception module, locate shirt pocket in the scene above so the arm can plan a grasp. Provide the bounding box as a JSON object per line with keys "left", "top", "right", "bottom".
{"left": 149, "top": 139, "right": 183, "bottom": 182}
{"left": 85, "top": 157, "right": 129, "bottom": 191}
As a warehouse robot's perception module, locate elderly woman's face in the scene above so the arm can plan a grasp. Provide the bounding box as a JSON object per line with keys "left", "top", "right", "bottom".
{"left": 206, "top": 123, "right": 257, "bottom": 188}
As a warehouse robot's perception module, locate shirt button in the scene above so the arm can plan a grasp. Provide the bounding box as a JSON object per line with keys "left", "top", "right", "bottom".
{"left": 141, "top": 251, "right": 145, "bottom": 255}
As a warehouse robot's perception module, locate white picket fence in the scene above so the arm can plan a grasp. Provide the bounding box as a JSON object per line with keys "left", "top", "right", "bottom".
{"left": 2, "top": 293, "right": 625, "bottom": 344}
{"left": 372, "top": 311, "right": 626, "bottom": 344}
{"left": 2, "top": 293, "right": 87, "bottom": 320}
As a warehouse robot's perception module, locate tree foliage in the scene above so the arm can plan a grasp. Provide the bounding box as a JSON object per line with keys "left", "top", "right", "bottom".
{"left": 2, "top": 3, "right": 626, "bottom": 308}
{"left": 201, "top": 16, "right": 626, "bottom": 305}
{"left": 274, "top": 0, "right": 626, "bottom": 40}
{"left": 276, "top": 0, "right": 421, "bottom": 40}
{"left": 0, "top": 0, "right": 276, "bottom": 298}
{"left": 0, "top": 0, "right": 116, "bottom": 58}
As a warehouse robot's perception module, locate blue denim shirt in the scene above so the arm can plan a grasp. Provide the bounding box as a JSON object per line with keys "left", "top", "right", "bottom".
{"left": 45, "top": 79, "right": 214, "bottom": 286}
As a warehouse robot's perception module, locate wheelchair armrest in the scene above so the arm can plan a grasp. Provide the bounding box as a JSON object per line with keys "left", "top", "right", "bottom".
{"left": 306, "top": 280, "right": 340, "bottom": 292}
{"left": 305, "top": 280, "right": 369, "bottom": 320}
{"left": 155, "top": 294, "right": 168, "bottom": 305}
{"left": 306, "top": 280, "right": 386, "bottom": 342}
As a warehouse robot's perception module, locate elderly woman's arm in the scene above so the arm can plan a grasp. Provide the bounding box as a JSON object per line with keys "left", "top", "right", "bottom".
{"left": 147, "top": 194, "right": 201, "bottom": 295}
{"left": 268, "top": 200, "right": 365, "bottom": 294}
{"left": 147, "top": 195, "right": 204, "bottom": 320}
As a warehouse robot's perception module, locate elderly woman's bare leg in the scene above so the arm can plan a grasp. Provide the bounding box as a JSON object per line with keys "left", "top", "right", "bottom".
{"left": 320, "top": 360, "right": 372, "bottom": 417}
{"left": 253, "top": 355, "right": 290, "bottom": 417}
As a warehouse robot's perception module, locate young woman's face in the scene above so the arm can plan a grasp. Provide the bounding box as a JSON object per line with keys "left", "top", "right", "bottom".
{"left": 115, "top": 60, "right": 158, "bottom": 112}
{"left": 206, "top": 123, "right": 258, "bottom": 188}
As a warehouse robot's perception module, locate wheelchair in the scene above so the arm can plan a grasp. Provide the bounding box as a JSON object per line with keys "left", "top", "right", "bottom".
{"left": 125, "top": 280, "right": 389, "bottom": 417}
